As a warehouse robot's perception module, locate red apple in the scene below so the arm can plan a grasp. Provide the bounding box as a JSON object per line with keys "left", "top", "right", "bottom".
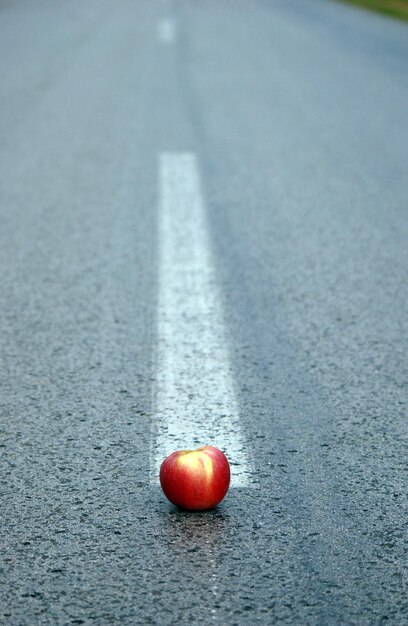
{"left": 159, "top": 445, "right": 231, "bottom": 511}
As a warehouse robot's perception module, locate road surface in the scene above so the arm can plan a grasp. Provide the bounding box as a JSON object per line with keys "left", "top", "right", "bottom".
{"left": 1, "top": 0, "right": 407, "bottom": 624}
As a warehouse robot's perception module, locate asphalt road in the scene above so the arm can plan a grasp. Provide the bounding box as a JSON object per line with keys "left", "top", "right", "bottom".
{"left": 1, "top": 0, "right": 408, "bottom": 624}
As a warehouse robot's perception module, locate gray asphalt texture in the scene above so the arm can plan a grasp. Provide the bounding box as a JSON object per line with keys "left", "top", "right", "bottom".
{"left": 1, "top": 0, "right": 408, "bottom": 624}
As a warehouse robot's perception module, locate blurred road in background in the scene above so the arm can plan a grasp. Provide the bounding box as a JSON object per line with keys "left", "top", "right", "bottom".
{"left": 1, "top": 0, "right": 407, "bottom": 624}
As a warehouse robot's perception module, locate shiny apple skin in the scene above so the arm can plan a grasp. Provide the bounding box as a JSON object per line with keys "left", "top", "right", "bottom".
{"left": 159, "top": 446, "right": 231, "bottom": 511}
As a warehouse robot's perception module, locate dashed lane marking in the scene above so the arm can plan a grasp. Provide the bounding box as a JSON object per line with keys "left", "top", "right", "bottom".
{"left": 151, "top": 153, "right": 251, "bottom": 487}
{"left": 158, "top": 19, "right": 176, "bottom": 44}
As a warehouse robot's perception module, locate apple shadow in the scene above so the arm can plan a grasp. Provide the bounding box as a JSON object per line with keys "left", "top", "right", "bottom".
{"left": 156, "top": 505, "right": 230, "bottom": 554}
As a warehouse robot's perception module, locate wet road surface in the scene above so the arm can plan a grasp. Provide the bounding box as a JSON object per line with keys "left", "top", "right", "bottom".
{"left": 1, "top": 0, "right": 408, "bottom": 623}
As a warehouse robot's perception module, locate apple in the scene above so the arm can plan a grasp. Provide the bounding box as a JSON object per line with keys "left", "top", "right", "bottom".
{"left": 159, "top": 445, "right": 231, "bottom": 511}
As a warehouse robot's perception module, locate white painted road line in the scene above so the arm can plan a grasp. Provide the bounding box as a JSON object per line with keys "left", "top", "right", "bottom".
{"left": 151, "top": 153, "right": 251, "bottom": 487}
{"left": 158, "top": 19, "right": 176, "bottom": 44}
